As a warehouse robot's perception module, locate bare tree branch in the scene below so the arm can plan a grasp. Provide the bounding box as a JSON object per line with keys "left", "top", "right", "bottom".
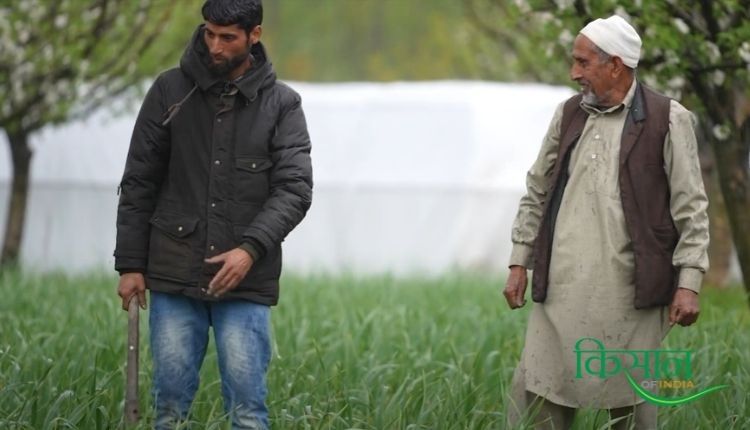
{"left": 728, "top": 0, "right": 750, "bottom": 32}
{"left": 690, "top": 63, "right": 749, "bottom": 74}
{"left": 663, "top": 2, "right": 710, "bottom": 38}
{"left": 699, "top": 0, "right": 720, "bottom": 40}
{"left": 573, "top": 0, "right": 592, "bottom": 24}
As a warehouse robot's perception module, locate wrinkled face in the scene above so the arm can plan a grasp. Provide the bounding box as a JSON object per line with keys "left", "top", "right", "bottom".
{"left": 203, "top": 22, "right": 260, "bottom": 77}
{"left": 569, "top": 35, "right": 616, "bottom": 106}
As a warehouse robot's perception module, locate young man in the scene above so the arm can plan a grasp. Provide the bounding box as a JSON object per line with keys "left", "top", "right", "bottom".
{"left": 114, "top": 1, "right": 312, "bottom": 428}
{"left": 504, "top": 16, "right": 708, "bottom": 429}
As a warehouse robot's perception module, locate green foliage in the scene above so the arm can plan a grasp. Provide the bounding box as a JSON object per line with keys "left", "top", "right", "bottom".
{"left": 0, "top": 0, "right": 202, "bottom": 135}
{"left": 1, "top": 271, "right": 748, "bottom": 428}
{"left": 465, "top": 0, "right": 750, "bottom": 120}
{"left": 464, "top": 0, "right": 573, "bottom": 83}
{"left": 262, "top": 0, "right": 483, "bottom": 82}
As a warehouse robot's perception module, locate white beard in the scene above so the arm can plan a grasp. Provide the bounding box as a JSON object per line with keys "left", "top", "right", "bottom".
{"left": 582, "top": 90, "right": 599, "bottom": 105}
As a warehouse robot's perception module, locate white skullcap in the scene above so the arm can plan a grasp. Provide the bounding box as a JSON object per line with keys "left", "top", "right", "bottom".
{"left": 579, "top": 15, "right": 642, "bottom": 68}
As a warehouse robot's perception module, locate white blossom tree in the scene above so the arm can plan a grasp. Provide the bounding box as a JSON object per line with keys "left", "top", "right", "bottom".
{"left": 466, "top": 0, "right": 750, "bottom": 299}
{"left": 0, "top": 0, "right": 199, "bottom": 267}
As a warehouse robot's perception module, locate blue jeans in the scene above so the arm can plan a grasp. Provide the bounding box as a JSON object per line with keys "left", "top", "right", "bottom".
{"left": 149, "top": 291, "right": 271, "bottom": 430}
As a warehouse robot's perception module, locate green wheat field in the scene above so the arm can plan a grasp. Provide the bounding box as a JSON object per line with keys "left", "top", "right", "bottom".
{"left": 0, "top": 270, "right": 748, "bottom": 429}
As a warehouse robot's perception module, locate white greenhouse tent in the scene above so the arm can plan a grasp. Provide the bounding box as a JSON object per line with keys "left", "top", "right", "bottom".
{"left": 0, "top": 81, "right": 574, "bottom": 275}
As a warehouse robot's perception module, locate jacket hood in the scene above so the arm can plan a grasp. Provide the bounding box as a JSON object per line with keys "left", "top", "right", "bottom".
{"left": 179, "top": 24, "right": 276, "bottom": 101}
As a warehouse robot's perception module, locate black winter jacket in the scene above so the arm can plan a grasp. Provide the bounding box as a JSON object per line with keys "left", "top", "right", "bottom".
{"left": 114, "top": 26, "right": 313, "bottom": 305}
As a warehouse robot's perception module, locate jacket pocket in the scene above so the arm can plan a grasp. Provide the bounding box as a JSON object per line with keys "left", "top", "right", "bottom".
{"left": 147, "top": 212, "right": 200, "bottom": 281}
{"left": 235, "top": 157, "right": 273, "bottom": 202}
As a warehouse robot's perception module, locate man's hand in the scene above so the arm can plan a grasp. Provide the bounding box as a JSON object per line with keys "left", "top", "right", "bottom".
{"left": 669, "top": 288, "right": 700, "bottom": 326}
{"left": 118, "top": 272, "right": 147, "bottom": 311}
{"left": 503, "top": 265, "right": 528, "bottom": 309}
{"left": 205, "top": 248, "right": 254, "bottom": 297}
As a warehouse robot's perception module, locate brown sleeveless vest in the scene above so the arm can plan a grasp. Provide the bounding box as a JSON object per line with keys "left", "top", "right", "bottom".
{"left": 531, "top": 83, "right": 678, "bottom": 309}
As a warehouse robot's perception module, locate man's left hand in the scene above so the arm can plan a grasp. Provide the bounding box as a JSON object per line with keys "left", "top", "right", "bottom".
{"left": 669, "top": 288, "right": 700, "bottom": 327}
{"left": 206, "top": 248, "right": 254, "bottom": 297}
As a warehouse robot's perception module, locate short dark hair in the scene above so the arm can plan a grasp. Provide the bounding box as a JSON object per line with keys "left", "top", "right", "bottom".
{"left": 201, "top": 0, "right": 263, "bottom": 32}
{"left": 592, "top": 44, "right": 635, "bottom": 71}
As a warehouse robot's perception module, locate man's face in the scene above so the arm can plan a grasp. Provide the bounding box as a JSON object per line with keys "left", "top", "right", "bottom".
{"left": 569, "top": 35, "right": 616, "bottom": 106}
{"left": 203, "top": 22, "right": 260, "bottom": 77}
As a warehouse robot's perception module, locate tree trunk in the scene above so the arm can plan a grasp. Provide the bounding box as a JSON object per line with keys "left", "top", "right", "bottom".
{"left": 711, "top": 119, "right": 750, "bottom": 300}
{"left": 703, "top": 169, "right": 734, "bottom": 287}
{"left": 697, "top": 124, "right": 732, "bottom": 287}
{"left": 1, "top": 130, "right": 32, "bottom": 268}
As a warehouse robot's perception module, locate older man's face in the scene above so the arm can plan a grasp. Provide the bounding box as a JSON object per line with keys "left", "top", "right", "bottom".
{"left": 570, "top": 35, "right": 616, "bottom": 106}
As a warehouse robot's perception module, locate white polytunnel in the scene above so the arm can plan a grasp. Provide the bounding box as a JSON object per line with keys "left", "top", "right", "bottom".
{"left": 0, "top": 81, "right": 576, "bottom": 275}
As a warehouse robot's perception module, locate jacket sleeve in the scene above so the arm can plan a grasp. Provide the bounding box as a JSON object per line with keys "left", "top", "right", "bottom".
{"left": 114, "top": 76, "right": 171, "bottom": 272}
{"left": 240, "top": 89, "right": 313, "bottom": 258}
{"left": 508, "top": 101, "right": 564, "bottom": 269}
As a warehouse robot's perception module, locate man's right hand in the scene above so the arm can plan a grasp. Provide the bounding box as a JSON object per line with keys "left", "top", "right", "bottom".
{"left": 503, "top": 265, "right": 528, "bottom": 309}
{"left": 117, "top": 272, "right": 147, "bottom": 311}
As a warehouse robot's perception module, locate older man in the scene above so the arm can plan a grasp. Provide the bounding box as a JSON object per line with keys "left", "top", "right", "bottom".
{"left": 504, "top": 16, "right": 709, "bottom": 429}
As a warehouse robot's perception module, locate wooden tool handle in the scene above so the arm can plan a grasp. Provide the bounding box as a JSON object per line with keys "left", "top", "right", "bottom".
{"left": 125, "top": 297, "right": 140, "bottom": 424}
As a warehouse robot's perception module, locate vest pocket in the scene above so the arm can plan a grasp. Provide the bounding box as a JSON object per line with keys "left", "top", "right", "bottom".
{"left": 235, "top": 157, "right": 273, "bottom": 202}
{"left": 650, "top": 224, "right": 678, "bottom": 255}
{"left": 147, "top": 212, "right": 200, "bottom": 281}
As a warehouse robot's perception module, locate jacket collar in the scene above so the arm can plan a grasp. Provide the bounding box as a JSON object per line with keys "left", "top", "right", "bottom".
{"left": 179, "top": 25, "right": 276, "bottom": 100}
{"left": 232, "top": 43, "right": 275, "bottom": 101}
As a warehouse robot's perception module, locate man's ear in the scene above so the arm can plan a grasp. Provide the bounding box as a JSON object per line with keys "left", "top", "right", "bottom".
{"left": 610, "top": 56, "right": 626, "bottom": 78}
{"left": 249, "top": 25, "right": 262, "bottom": 44}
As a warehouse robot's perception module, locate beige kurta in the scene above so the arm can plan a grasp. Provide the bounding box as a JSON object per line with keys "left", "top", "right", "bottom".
{"left": 508, "top": 81, "right": 710, "bottom": 408}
